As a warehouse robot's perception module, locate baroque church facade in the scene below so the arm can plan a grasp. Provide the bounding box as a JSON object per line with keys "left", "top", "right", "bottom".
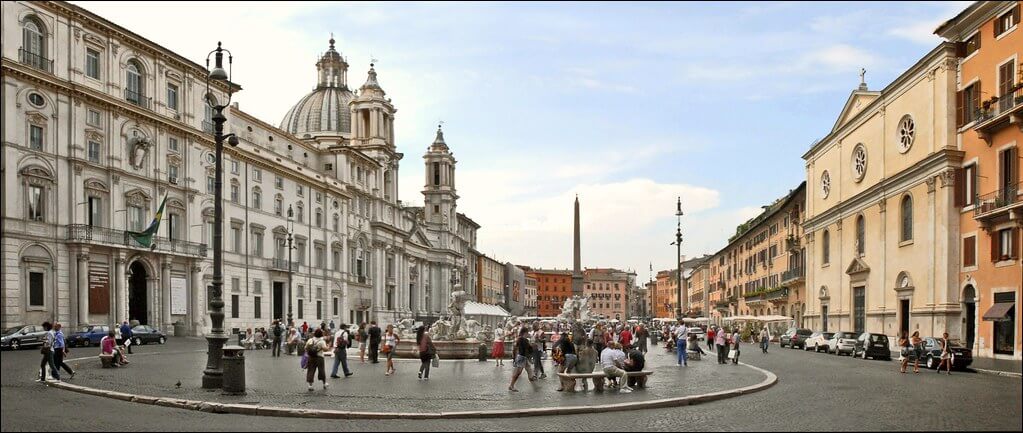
{"left": 1, "top": 0, "right": 481, "bottom": 335}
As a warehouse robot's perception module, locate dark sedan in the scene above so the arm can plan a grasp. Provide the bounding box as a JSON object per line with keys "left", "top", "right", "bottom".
{"left": 68, "top": 325, "right": 111, "bottom": 348}
{"left": 921, "top": 337, "right": 972, "bottom": 370}
{"left": 853, "top": 332, "right": 892, "bottom": 360}
{"left": 780, "top": 328, "right": 813, "bottom": 349}
{"left": 129, "top": 325, "right": 167, "bottom": 345}
{"left": 1, "top": 325, "right": 49, "bottom": 350}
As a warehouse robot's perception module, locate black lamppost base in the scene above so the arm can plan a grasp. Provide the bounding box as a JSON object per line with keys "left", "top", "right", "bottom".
{"left": 201, "top": 334, "right": 229, "bottom": 389}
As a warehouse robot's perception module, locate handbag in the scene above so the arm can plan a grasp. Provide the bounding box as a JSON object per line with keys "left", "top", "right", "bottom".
{"left": 381, "top": 344, "right": 392, "bottom": 354}
{"left": 300, "top": 353, "right": 309, "bottom": 369}
{"left": 431, "top": 353, "right": 440, "bottom": 368}
{"left": 728, "top": 349, "right": 737, "bottom": 360}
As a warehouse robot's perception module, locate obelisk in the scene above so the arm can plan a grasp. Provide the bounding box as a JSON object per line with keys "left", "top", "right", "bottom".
{"left": 572, "top": 195, "right": 583, "bottom": 296}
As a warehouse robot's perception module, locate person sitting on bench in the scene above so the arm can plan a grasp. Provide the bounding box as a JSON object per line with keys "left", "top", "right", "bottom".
{"left": 688, "top": 333, "right": 706, "bottom": 356}
{"left": 624, "top": 347, "right": 646, "bottom": 388}
{"left": 101, "top": 330, "right": 128, "bottom": 366}
{"left": 599, "top": 342, "right": 632, "bottom": 393}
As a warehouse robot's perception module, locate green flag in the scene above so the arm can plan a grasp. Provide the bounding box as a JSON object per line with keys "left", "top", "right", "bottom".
{"left": 128, "top": 194, "right": 168, "bottom": 249}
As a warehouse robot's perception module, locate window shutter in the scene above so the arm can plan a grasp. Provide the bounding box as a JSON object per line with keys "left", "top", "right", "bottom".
{"left": 964, "top": 236, "right": 976, "bottom": 267}
{"left": 956, "top": 90, "right": 965, "bottom": 127}
{"left": 954, "top": 168, "right": 965, "bottom": 207}
{"left": 1011, "top": 147, "right": 1019, "bottom": 187}
{"left": 991, "top": 231, "right": 1001, "bottom": 262}
{"left": 995, "top": 13, "right": 1003, "bottom": 36}
{"left": 955, "top": 41, "right": 967, "bottom": 58}
{"left": 973, "top": 81, "right": 982, "bottom": 118}
{"left": 1014, "top": 5, "right": 1021, "bottom": 27}
{"left": 1012, "top": 228, "right": 1020, "bottom": 260}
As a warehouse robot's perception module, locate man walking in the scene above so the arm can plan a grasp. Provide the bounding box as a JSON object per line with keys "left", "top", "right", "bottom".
{"left": 636, "top": 324, "right": 649, "bottom": 354}
{"left": 120, "top": 321, "right": 134, "bottom": 354}
{"left": 367, "top": 321, "right": 381, "bottom": 364}
{"left": 715, "top": 327, "right": 728, "bottom": 364}
{"left": 51, "top": 323, "right": 75, "bottom": 380}
{"left": 330, "top": 323, "right": 353, "bottom": 379}
{"left": 271, "top": 319, "right": 284, "bottom": 357}
{"left": 676, "top": 322, "right": 689, "bottom": 367}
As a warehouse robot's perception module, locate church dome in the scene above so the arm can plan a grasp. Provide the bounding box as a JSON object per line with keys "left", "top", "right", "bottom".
{"left": 279, "top": 37, "right": 355, "bottom": 137}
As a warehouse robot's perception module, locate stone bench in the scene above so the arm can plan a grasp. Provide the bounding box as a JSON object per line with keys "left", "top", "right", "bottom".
{"left": 99, "top": 354, "right": 116, "bottom": 368}
{"left": 557, "top": 370, "right": 653, "bottom": 392}
{"left": 688, "top": 349, "right": 702, "bottom": 361}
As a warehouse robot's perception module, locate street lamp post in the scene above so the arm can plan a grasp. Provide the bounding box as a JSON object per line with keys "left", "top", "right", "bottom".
{"left": 286, "top": 205, "right": 295, "bottom": 328}
{"left": 671, "top": 197, "right": 684, "bottom": 320}
{"left": 201, "top": 42, "right": 238, "bottom": 390}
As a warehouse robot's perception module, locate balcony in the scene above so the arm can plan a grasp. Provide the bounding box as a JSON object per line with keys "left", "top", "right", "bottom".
{"left": 19, "top": 48, "right": 53, "bottom": 73}
{"left": 781, "top": 267, "right": 805, "bottom": 286}
{"left": 714, "top": 300, "right": 730, "bottom": 311}
{"left": 66, "top": 224, "right": 207, "bottom": 258}
{"left": 786, "top": 235, "right": 801, "bottom": 253}
{"left": 744, "top": 293, "right": 765, "bottom": 305}
{"left": 727, "top": 295, "right": 738, "bottom": 305}
{"left": 974, "top": 183, "right": 1022, "bottom": 224}
{"left": 973, "top": 86, "right": 1023, "bottom": 143}
{"left": 765, "top": 287, "right": 790, "bottom": 303}
{"left": 356, "top": 298, "right": 372, "bottom": 310}
{"left": 270, "top": 258, "right": 298, "bottom": 272}
{"left": 124, "top": 89, "right": 151, "bottom": 109}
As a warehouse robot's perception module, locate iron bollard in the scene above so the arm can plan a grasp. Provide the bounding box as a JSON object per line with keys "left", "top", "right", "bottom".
{"left": 222, "top": 345, "right": 246, "bottom": 395}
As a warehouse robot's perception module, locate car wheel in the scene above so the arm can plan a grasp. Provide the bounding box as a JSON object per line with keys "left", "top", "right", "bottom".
{"left": 159, "top": 337, "right": 166, "bottom": 344}
{"left": 82, "top": 339, "right": 90, "bottom": 348}
{"left": 861, "top": 349, "right": 868, "bottom": 360}
{"left": 814, "top": 344, "right": 819, "bottom": 352}
{"left": 10, "top": 340, "right": 20, "bottom": 351}
{"left": 926, "top": 356, "right": 935, "bottom": 369}
{"left": 134, "top": 337, "right": 142, "bottom": 346}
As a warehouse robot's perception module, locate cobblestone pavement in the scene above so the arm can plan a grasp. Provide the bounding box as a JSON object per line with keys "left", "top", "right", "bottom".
{"left": 2, "top": 340, "right": 1020, "bottom": 431}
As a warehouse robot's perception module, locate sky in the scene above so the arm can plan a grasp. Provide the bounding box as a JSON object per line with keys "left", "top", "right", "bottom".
{"left": 74, "top": 1, "right": 971, "bottom": 282}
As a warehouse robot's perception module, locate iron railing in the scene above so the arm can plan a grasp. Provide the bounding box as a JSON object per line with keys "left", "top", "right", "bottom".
{"left": 270, "top": 258, "right": 297, "bottom": 271}
{"left": 976, "top": 86, "right": 1023, "bottom": 123}
{"left": 67, "top": 224, "right": 206, "bottom": 257}
{"left": 782, "top": 267, "right": 805, "bottom": 283}
{"left": 974, "top": 182, "right": 1021, "bottom": 217}
{"left": 786, "top": 235, "right": 801, "bottom": 252}
{"left": 124, "top": 89, "right": 151, "bottom": 109}
{"left": 356, "top": 298, "right": 372, "bottom": 310}
{"left": 19, "top": 48, "right": 52, "bottom": 73}
{"left": 765, "top": 287, "right": 790, "bottom": 301}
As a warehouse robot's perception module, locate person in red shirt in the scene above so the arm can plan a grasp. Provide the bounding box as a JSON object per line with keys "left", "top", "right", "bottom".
{"left": 707, "top": 327, "right": 716, "bottom": 353}
{"left": 620, "top": 327, "right": 633, "bottom": 350}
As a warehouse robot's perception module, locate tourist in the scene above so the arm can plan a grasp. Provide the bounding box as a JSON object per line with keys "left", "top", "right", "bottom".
{"left": 101, "top": 330, "right": 128, "bottom": 366}
{"left": 368, "top": 321, "right": 381, "bottom": 364}
{"left": 554, "top": 332, "right": 577, "bottom": 392}
{"left": 676, "top": 323, "right": 688, "bottom": 367}
{"left": 301, "top": 321, "right": 309, "bottom": 337}
{"left": 898, "top": 331, "right": 912, "bottom": 373}
{"left": 330, "top": 323, "right": 353, "bottom": 379}
{"left": 304, "top": 329, "right": 329, "bottom": 391}
{"left": 707, "top": 326, "right": 716, "bottom": 353}
{"left": 935, "top": 332, "right": 953, "bottom": 375}
{"left": 508, "top": 327, "right": 534, "bottom": 392}
{"left": 910, "top": 331, "right": 923, "bottom": 374}
{"left": 416, "top": 326, "right": 435, "bottom": 380}
{"left": 600, "top": 342, "right": 631, "bottom": 393}
{"left": 620, "top": 326, "right": 633, "bottom": 351}
{"left": 286, "top": 327, "right": 301, "bottom": 355}
{"left": 357, "top": 323, "right": 368, "bottom": 363}
{"left": 715, "top": 326, "right": 728, "bottom": 364}
{"left": 492, "top": 325, "right": 506, "bottom": 366}
{"left": 37, "top": 321, "right": 56, "bottom": 382}
{"left": 590, "top": 324, "right": 605, "bottom": 357}
{"left": 730, "top": 327, "right": 741, "bottom": 365}
{"left": 531, "top": 324, "right": 546, "bottom": 379}
{"left": 689, "top": 331, "right": 706, "bottom": 357}
{"left": 624, "top": 345, "right": 646, "bottom": 388}
{"left": 383, "top": 324, "right": 399, "bottom": 376}
{"left": 636, "top": 324, "right": 649, "bottom": 354}
{"left": 575, "top": 340, "right": 599, "bottom": 391}
{"left": 242, "top": 328, "right": 255, "bottom": 350}
{"left": 760, "top": 327, "right": 770, "bottom": 354}
{"left": 329, "top": 319, "right": 335, "bottom": 333}
{"left": 271, "top": 320, "right": 284, "bottom": 357}
{"left": 120, "top": 321, "right": 133, "bottom": 354}
{"left": 51, "top": 323, "right": 75, "bottom": 379}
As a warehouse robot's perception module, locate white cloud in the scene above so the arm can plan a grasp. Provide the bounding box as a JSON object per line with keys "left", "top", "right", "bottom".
{"left": 888, "top": 2, "right": 973, "bottom": 44}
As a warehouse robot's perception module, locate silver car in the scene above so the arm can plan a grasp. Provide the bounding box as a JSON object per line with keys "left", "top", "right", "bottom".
{"left": 828, "top": 331, "right": 859, "bottom": 355}
{"left": 803, "top": 331, "right": 835, "bottom": 352}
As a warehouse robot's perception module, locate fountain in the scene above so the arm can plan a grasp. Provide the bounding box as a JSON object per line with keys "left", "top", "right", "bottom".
{"left": 394, "top": 282, "right": 495, "bottom": 359}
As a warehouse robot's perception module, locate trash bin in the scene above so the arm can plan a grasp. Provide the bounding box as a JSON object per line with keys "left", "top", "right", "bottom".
{"left": 237, "top": 332, "right": 244, "bottom": 346}
{"left": 478, "top": 342, "right": 488, "bottom": 362}
{"left": 222, "top": 345, "right": 246, "bottom": 395}
{"left": 173, "top": 321, "right": 186, "bottom": 337}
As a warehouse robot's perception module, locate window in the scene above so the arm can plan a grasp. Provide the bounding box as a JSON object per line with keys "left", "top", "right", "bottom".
{"left": 231, "top": 295, "right": 239, "bottom": 318}
{"left": 129, "top": 205, "right": 145, "bottom": 231}
{"left": 316, "top": 301, "right": 322, "bottom": 320}
{"left": 297, "top": 241, "right": 306, "bottom": 265}
{"left": 232, "top": 226, "right": 242, "bottom": 253}
{"left": 87, "top": 196, "right": 101, "bottom": 227}
{"left": 168, "top": 137, "right": 178, "bottom": 152}
{"left": 168, "top": 164, "right": 179, "bottom": 182}
{"left": 254, "top": 296, "right": 262, "bottom": 319}
{"left": 125, "top": 62, "right": 143, "bottom": 103}
{"left": 207, "top": 176, "right": 215, "bottom": 194}
{"left": 168, "top": 213, "right": 180, "bottom": 240}
{"left": 433, "top": 162, "right": 440, "bottom": 186}
{"left": 333, "top": 297, "right": 338, "bottom": 316}
{"left": 29, "top": 272, "right": 45, "bottom": 307}
{"left": 88, "top": 141, "right": 101, "bottom": 163}
{"left": 333, "top": 214, "right": 339, "bottom": 232}
{"left": 900, "top": 196, "right": 913, "bottom": 242}
{"left": 85, "top": 48, "right": 100, "bottom": 79}
{"left": 851, "top": 144, "right": 867, "bottom": 182}
{"left": 315, "top": 245, "right": 324, "bottom": 267}
{"left": 232, "top": 277, "right": 240, "bottom": 293}
{"left": 166, "top": 83, "right": 178, "bottom": 110}
{"left": 275, "top": 197, "right": 283, "bottom": 216}
{"left": 994, "top": 6, "right": 1019, "bottom": 37}
{"left": 297, "top": 298, "right": 305, "bottom": 319}
{"left": 963, "top": 164, "right": 977, "bottom": 207}
{"left": 315, "top": 209, "right": 323, "bottom": 228}
{"left": 22, "top": 19, "right": 45, "bottom": 68}
{"left": 253, "top": 168, "right": 262, "bottom": 182}
{"left": 254, "top": 279, "right": 262, "bottom": 294}
{"left": 26, "top": 185, "right": 45, "bottom": 221}
{"left": 820, "top": 171, "right": 831, "bottom": 199}
{"left": 252, "top": 231, "right": 263, "bottom": 256}
{"left": 822, "top": 230, "right": 830, "bottom": 265}
{"left": 962, "top": 32, "right": 981, "bottom": 57}
{"left": 252, "top": 189, "right": 261, "bottom": 210}
{"left": 87, "top": 109, "right": 101, "bottom": 127}
{"left": 897, "top": 115, "right": 914, "bottom": 153}
{"left": 297, "top": 185, "right": 304, "bottom": 197}
{"left": 964, "top": 236, "right": 977, "bottom": 267}
{"left": 230, "top": 160, "right": 239, "bottom": 175}
{"left": 275, "top": 176, "right": 284, "bottom": 189}
{"left": 332, "top": 249, "right": 341, "bottom": 271}
{"left": 993, "top": 228, "right": 1018, "bottom": 261}
{"left": 296, "top": 204, "right": 304, "bottom": 223}
{"left": 29, "top": 125, "right": 43, "bottom": 150}
{"left": 316, "top": 192, "right": 322, "bottom": 203}
{"left": 856, "top": 216, "right": 865, "bottom": 256}
{"left": 999, "top": 147, "right": 1018, "bottom": 195}
{"left": 958, "top": 82, "right": 980, "bottom": 126}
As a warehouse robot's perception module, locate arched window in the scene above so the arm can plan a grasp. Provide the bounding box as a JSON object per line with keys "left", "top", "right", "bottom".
{"left": 295, "top": 202, "right": 304, "bottom": 223}
{"left": 315, "top": 208, "right": 323, "bottom": 228}
{"left": 822, "top": 230, "right": 830, "bottom": 265}
{"left": 22, "top": 19, "right": 47, "bottom": 69}
{"left": 251, "top": 187, "right": 261, "bottom": 210}
{"left": 333, "top": 214, "right": 339, "bottom": 232}
{"left": 900, "top": 195, "right": 913, "bottom": 242}
{"left": 274, "top": 195, "right": 283, "bottom": 216}
{"left": 856, "top": 215, "right": 866, "bottom": 256}
{"left": 126, "top": 61, "right": 143, "bottom": 104}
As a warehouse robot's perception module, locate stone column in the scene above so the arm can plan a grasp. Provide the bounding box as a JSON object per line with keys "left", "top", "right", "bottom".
{"left": 77, "top": 251, "right": 90, "bottom": 326}
{"left": 114, "top": 256, "right": 126, "bottom": 324}
{"left": 148, "top": 275, "right": 159, "bottom": 326}
{"left": 162, "top": 261, "right": 173, "bottom": 332}
{"left": 191, "top": 264, "right": 203, "bottom": 335}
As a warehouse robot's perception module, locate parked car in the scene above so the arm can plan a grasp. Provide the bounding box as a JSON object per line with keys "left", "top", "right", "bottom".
{"left": 921, "top": 337, "right": 973, "bottom": 370}
{"left": 780, "top": 327, "right": 813, "bottom": 348}
{"left": 68, "top": 325, "right": 111, "bottom": 348}
{"left": 0, "top": 325, "right": 49, "bottom": 350}
{"left": 803, "top": 331, "right": 835, "bottom": 352}
{"left": 129, "top": 325, "right": 167, "bottom": 345}
{"left": 852, "top": 332, "right": 891, "bottom": 360}
{"left": 687, "top": 327, "right": 706, "bottom": 342}
{"left": 828, "top": 331, "right": 859, "bottom": 355}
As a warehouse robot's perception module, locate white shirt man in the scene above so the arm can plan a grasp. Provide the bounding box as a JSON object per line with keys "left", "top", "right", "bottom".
{"left": 330, "top": 326, "right": 352, "bottom": 378}
{"left": 599, "top": 344, "right": 631, "bottom": 392}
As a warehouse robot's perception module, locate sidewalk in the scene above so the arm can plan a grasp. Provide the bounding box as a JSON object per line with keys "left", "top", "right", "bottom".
{"left": 968, "top": 357, "right": 1022, "bottom": 377}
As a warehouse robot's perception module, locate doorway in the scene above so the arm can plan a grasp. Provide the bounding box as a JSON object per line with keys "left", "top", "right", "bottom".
{"left": 853, "top": 287, "right": 865, "bottom": 334}
{"left": 900, "top": 299, "right": 910, "bottom": 337}
{"left": 128, "top": 261, "right": 149, "bottom": 325}
{"left": 963, "top": 285, "right": 976, "bottom": 349}
{"left": 821, "top": 305, "right": 829, "bottom": 332}
{"left": 273, "top": 282, "right": 284, "bottom": 321}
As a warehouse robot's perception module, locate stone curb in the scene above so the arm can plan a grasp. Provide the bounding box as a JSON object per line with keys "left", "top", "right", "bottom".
{"left": 970, "top": 368, "right": 1023, "bottom": 378}
{"left": 46, "top": 361, "right": 777, "bottom": 420}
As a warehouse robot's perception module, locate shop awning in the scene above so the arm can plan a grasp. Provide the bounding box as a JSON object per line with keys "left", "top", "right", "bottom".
{"left": 982, "top": 302, "right": 1014, "bottom": 322}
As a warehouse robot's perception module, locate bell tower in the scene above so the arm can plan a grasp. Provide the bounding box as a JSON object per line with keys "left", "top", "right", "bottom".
{"left": 422, "top": 125, "right": 458, "bottom": 226}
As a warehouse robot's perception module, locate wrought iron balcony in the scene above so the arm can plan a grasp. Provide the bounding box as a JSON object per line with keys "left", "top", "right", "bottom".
{"left": 124, "top": 89, "right": 151, "bottom": 109}
{"left": 974, "top": 86, "right": 1023, "bottom": 141}
{"left": 66, "top": 224, "right": 207, "bottom": 257}
{"left": 714, "top": 300, "right": 730, "bottom": 310}
{"left": 782, "top": 267, "right": 805, "bottom": 286}
{"left": 765, "top": 287, "right": 790, "bottom": 303}
{"left": 19, "top": 48, "right": 52, "bottom": 73}
{"left": 786, "top": 235, "right": 801, "bottom": 253}
{"left": 974, "top": 182, "right": 1021, "bottom": 219}
{"left": 356, "top": 298, "right": 372, "bottom": 310}
{"left": 270, "top": 258, "right": 297, "bottom": 271}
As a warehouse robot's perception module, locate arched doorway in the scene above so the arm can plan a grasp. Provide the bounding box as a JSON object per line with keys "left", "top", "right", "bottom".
{"left": 128, "top": 261, "right": 149, "bottom": 325}
{"left": 963, "top": 285, "right": 976, "bottom": 350}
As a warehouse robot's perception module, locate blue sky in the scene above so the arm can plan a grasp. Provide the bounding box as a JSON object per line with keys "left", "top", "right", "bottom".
{"left": 78, "top": 1, "right": 971, "bottom": 281}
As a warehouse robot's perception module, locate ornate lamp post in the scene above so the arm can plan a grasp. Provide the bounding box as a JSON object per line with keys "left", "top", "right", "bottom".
{"left": 671, "top": 197, "right": 684, "bottom": 320}
{"left": 201, "top": 42, "right": 239, "bottom": 389}
{"left": 286, "top": 204, "right": 295, "bottom": 327}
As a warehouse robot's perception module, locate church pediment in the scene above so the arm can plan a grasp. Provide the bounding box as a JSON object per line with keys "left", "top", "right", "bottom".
{"left": 845, "top": 257, "right": 870, "bottom": 275}
{"left": 832, "top": 90, "right": 881, "bottom": 132}
{"left": 406, "top": 226, "right": 433, "bottom": 249}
